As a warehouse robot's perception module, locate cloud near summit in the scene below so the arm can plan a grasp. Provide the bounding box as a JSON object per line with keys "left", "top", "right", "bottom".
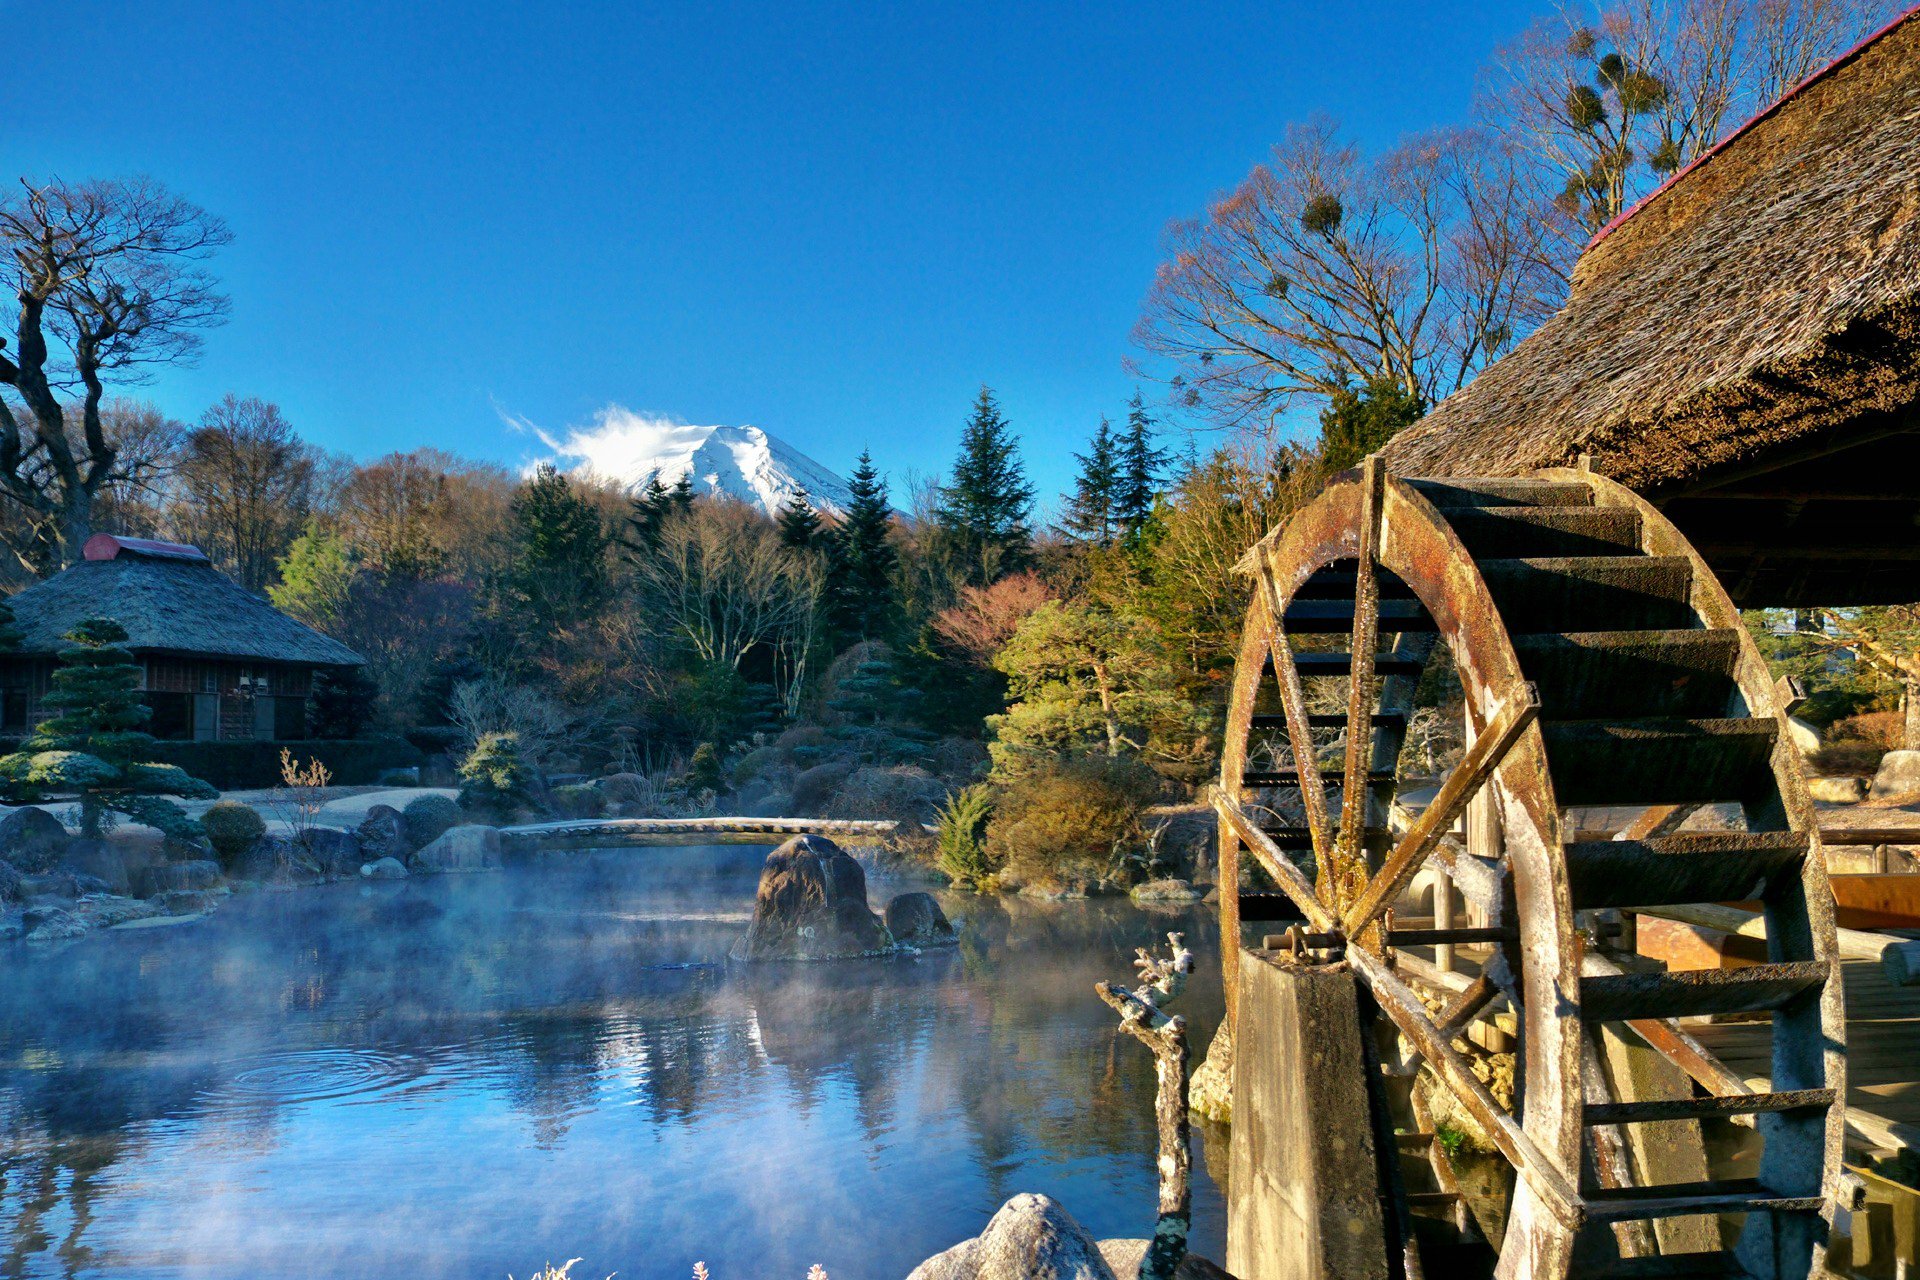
{"left": 529, "top": 405, "right": 715, "bottom": 484}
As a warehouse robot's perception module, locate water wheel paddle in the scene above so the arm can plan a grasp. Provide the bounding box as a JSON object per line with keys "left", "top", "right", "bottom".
{"left": 1215, "top": 460, "right": 1846, "bottom": 1280}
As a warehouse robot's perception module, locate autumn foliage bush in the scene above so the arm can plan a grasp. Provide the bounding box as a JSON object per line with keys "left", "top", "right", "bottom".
{"left": 984, "top": 755, "right": 1164, "bottom": 890}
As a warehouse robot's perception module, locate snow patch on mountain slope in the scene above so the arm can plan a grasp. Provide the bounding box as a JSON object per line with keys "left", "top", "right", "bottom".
{"left": 533, "top": 405, "right": 854, "bottom": 517}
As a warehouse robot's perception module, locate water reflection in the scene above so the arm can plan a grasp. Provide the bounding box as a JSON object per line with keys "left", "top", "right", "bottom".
{"left": 0, "top": 848, "right": 1225, "bottom": 1279}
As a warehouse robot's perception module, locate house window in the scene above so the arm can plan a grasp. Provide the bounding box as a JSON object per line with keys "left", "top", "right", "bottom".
{"left": 202, "top": 672, "right": 218, "bottom": 693}
{"left": 146, "top": 692, "right": 193, "bottom": 741}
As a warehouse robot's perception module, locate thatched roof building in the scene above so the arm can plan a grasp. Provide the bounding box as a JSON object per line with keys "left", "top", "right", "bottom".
{"left": 0, "top": 535, "right": 362, "bottom": 741}
{"left": 1382, "top": 7, "right": 1920, "bottom": 606}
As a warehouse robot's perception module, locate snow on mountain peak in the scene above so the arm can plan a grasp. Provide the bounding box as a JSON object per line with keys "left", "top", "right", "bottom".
{"left": 533, "top": 405, "right": 854, "bottom": 518}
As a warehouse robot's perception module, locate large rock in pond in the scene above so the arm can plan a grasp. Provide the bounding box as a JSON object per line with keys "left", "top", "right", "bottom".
{"left": 231, "top": 836, "right": 324, "bottom": 886}
{"left": 885, "top": 891, "right": 957, "bottom": 946}
{"left": 0, "top": 858, "right": 20, "bottom": 904}
{"left": 135, "top": 859, "right": 222, "bottom": 897}
{"left": 1871, "top": 749, "right": 1920, "bottom": 799}
{"left": 58, "top": 839, "right": 132, "bottom": 895}
{"left": 360, "top": 856, "right": 408, "bottom": 880}
{"left": 731, "top": 834, "right": 892, "bottom": 961}
{"left": 303, "top": 827, "right": 363, "bottom": 877}
{"left": 908, "top": 1193, "right": 1114, "bottom": 1280}
{"left": 0, "top": 807, "right": 70, "bottom": 874}
{"left": 355, "top": 805, "right": 411, "bottom": 864}
{"left": 413, "top": 824, "right": 503, "bottom": 874}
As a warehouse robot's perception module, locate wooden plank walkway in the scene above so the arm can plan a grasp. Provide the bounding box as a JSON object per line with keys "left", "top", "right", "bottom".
{"left": 496, "top": 815, "right": 905, "bottom": 850}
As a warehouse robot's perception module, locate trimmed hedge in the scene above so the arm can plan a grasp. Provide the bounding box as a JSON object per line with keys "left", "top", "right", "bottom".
{"left": 147, "top": 737, "right": 424, "bottom": 790}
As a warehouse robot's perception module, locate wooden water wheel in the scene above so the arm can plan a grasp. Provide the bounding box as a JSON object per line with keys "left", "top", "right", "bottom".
{"left": 1215, "top": 459, "right": 1848, "bottom": 1280}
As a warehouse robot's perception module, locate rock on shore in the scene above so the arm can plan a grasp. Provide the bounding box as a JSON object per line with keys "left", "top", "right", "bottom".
{"left": 731, "top": 834, "right": 893, "bottom": 961}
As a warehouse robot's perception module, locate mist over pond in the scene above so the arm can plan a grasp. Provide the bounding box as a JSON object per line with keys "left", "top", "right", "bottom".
{"left": 0, "top": 847, "right": 1225, "bottom": 1279}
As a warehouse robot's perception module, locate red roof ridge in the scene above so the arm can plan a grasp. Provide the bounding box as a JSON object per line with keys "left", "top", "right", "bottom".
{"left": 82, "top": 533, "right": 209, "bottom": 563}
{"left": 1586, "top": 3, "right": 1920, "bottom": 250}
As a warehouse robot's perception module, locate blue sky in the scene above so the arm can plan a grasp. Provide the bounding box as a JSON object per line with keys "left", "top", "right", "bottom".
{"left": 8, "top": 0, "right": 1547, "bottom": 501}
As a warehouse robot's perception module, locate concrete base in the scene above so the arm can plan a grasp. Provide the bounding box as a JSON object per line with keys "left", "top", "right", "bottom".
{"left": 1599, "top": 1024, "right": 1718, "bottom": 1255}
{"left": 1226, "top": 947, "right": 1390, "bottom": 1280}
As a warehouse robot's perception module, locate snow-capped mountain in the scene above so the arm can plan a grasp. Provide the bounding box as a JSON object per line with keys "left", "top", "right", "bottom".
{"left": 534, "top": 406, "right": 854, "bottom": 518}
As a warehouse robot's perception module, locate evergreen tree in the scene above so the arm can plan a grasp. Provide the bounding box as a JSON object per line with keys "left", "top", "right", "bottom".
{"left": 621, "top": 474, "right": 672, "bottom": 559}
{"left": 1115, "top": 393, "right": 1168, "bottom": 536}
{"left": 935, "top": 387, "right": 1036, "bottom": 584}
{"left": 1060, "top": 417, "right": 1121, "bottom": 544}
{"left": 827, "top": 451, "right": 899, "bottom": 643}
{"left": 1318, "top": 374, "right": 1426, "bottom": 471}
{"left": 669, "top": 472, "right": 697, "bottom": 512}
{"left": 0, "top": 618, "right": 214, "bottom": 836}
{"left": 310, "top": 666, "right": 379, "bottom": 738}
{"left": 776, "top": 489, "right": 822, "bottom": 551}
{"left": 509, "top": 464, "right": 611, "bottom": 632}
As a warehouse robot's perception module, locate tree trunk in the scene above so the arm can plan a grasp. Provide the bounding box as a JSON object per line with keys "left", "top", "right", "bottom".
{"left": 1905, "top": 679, "right": 1920, "bottom": 752}
{"left": 59, "top": 493, "right": 94, "bottom": 571}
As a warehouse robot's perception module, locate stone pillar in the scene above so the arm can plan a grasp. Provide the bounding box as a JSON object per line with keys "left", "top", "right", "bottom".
{"left": 1227, "top": 947, "right": 1390, "bottom": 1280}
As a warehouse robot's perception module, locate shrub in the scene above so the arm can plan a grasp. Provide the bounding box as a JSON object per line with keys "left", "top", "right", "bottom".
{"left": 551, "top": 783, "right": 604, "bottom": 819}
{"left": 202, "top": 800, "right": 267, "bottom": 867}
{"left": 1829, "top": 710, "right": 1903, "bottom": 750}
{"left": 377, "top": 767, "right": 420, "bottom": 786}
{"left": 985, "top": 756, "right": 1164, "bottom": 890}
{"left": 685, "top": 742, "right": 725, "bottom": 795}
{"left": 829, "top": 764, "right": 941, "bottom": 828}
{"left": 403, "top": 793, "right": 461, "bottom": 846}
{"left": 936, "top": 784, "right": 995, "bottom": 888}
{"left": 458, "top": 732, "right": 538, "bottom": 818}
{"left": 790, "top": 761, "right": 853, "bottom": 814}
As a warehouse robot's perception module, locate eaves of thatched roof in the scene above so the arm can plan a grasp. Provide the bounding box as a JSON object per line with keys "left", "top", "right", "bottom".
{"left": 1382, "top": 6, "right": 1920, "bottom": 491}
{"left": 5, "top": 545, "right": 364, "bottom": 667}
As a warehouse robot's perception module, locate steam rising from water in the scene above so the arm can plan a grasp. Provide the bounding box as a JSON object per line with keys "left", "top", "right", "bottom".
{"left": 0, "top": 847, "right": 1224, "bottom": 1278}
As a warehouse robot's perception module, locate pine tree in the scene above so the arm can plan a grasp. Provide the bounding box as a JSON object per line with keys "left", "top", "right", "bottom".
{"left": 1318, "top": 374, "right": 1426, "bottom": 471}
{"left": 621, "top": 474, "right": 672, "bottom": 559}
{"left": 0, "top": 618, "right": 214, "bottom": 836}
{"left": 669, "top": 472, "right": 697, "bottom": 512}
{"left": 1060, "top": 417, "right": 1121, "bottom": 544}
{"left": 935, "top": 387, "right": 1036, "bottom": 583}
{"left": 1114, "top": 392, "right": 1168, "bottom": 536}
{"left": 510, "top": 464, "right": 610, "bottom": 631}
{"left": 776, "top": 489, "right": 822, "bottom": 551}
{"left": 827, "top": 451, "right": 899, "bottom": 643}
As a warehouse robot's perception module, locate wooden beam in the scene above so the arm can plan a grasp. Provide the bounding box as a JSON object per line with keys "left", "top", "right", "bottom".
{"left": 1634, "top": 901, "right": 1920, "bottom": 987}
{"left": 1210, "top": 789, "right": 1338, "bottom": 931}
{"left": 1334, "top": 456, "right": 1385, "bottom": 908}
{"left": 1255, "top": 559, "right": 1336, "bottom": 872}
{"left": 1343, "top": 686, "right": 1539, "bottom": 938}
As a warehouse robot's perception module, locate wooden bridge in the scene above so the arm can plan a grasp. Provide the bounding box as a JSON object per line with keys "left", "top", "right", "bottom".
{"left": 496, "top": 815, "right": 907, "bottom": 852}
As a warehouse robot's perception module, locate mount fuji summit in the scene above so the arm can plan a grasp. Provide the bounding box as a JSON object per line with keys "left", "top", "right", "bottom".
{"left": 537, "top": 408, "right": 855, "bottom": 518}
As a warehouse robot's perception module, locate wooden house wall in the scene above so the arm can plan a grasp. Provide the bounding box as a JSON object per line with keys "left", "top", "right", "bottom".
{"left": 0, "top": 653, "right": 319, "bottom": 741}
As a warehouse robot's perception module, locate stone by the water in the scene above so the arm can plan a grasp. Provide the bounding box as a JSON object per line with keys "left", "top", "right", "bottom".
{"left": 906, "top": 1193, "right": 1114, "bottom": 1280}
{"left": 135, "top": 859, "right": 222, "bottom": 897}
{"left": 1189, "top": 1019, "right": 1233, "bottom": 1123}
{"left": 884, "top": 890, "right": 957, "bottom": 946}
{"left": 361, "top": 856, "right": 409, "bottom": 880}
{"left": 233, "top": 837, "right": 323, "bottom": 885}
{"left": 0, "top": 807, "right": 70, "bottom": 874}
{"left": 58, "top": 839, "right": 133, "bottom": 894}
{"left": 1808, "top": 775, "right": 1868, "bottom": 804}
{"left": 413, "top": 824, "right": 503, "bottom": 874}
{"left": 1130, "top": 877, "right": 1204, "bottom": 903}
{"left": 355, "top": 805, "right": 411, "bottom": 864}
{"left": 731, "top": 834, "right": 893, "bottom": 961}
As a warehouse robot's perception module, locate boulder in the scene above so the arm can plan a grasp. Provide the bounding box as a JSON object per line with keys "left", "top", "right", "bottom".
{"left": 597, "top": 772, "right": 650, "bottom": 805}
{"left": 231, "top": 836, "right": 323, "bottom": 886}
{"left": 1870, "top": 750, "right": 1920, "bottom": 799}
{"left": 1809, "top": 775, "right": 1869, "bottom": 804}
{"left": 153, "top": 888, "right": 217, "bottom": 917}
{"left": 731, "top": 834, "right": 893, "bottom": 961}
{"left": 0, "top": 807, "right": 70, "bottom": 873}
{"left": 76, "top": 893, "right": 159, "bottom": 929}
{"left": 907, "top": 1193, "right": 1114, "bottom": 1280}
{"left": 135, "top": 859, "right": 222, "bottom": 897}
{"left": 355, "top": 805, "right": 411, "bottom": 864}
{"left": 1131, "top": 878, "right": 1205, "bottom": 904}
{"left": 23, "top": 905, "right": 88, "bottom": 943}
{"left": 1788, "top": 716, "right": 1822, "bottom": 754}
{"left": 0, "top": 858, "right": 19, "bottom": 903}
{"left": 413, "top": 824, "right": 503, "bottom": 874}
{"left": 360, "top": 856, "right": 409, "bottom": 880}
{"left": 1094, "top": 1242, "right": 1231, "bottom": 1280}
{"left": 1189, "top": 1021, "right": 1233, "bottom": 1124}
{"left": 19, "top": 871, "right": 81, "bottom": 899}
{"left": 58, "top": 839, "right": 131, "bottom": 895}
{"left": 302, "top": 827, "right": 363, "bottom": 877}
{"left": 884, "top": 891, "right": 957, "bottom": 946}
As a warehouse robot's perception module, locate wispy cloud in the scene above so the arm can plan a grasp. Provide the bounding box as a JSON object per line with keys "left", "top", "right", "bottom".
{"left": 514, "top": 403, "right": 721, "bottom": 485}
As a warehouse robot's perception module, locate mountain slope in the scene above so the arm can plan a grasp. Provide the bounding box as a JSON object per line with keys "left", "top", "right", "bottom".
{"left": 538, "top": 410, "right": 854, "bottom": 517}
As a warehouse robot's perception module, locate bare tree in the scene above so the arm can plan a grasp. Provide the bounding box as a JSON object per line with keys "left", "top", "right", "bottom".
{"left": 632, "top": 499, "right": 823, "bottom": 674}
{"left": 170, "top": 394, "right": 315, "bottom": 591}
{"left": 1480, "top": 0, "right": 1899, "bottom": 272}
{"left": 1135, "top": 121, "right": 1552, "bottom": 433}
{"left": 0, "top": 177, "right": 230, "bottom": 567}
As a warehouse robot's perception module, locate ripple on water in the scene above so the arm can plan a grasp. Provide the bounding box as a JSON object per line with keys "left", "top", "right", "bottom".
{"left": 217, "top": 1048, "right": 425, "bottom": 1106}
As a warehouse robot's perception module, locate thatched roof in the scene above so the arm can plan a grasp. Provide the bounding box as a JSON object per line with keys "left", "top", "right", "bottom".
{"left": 5, "top": 538, "right": 364, "bottom": 667}
{"left": 1382, "top": 7, "right": 1920, "bottom": 490}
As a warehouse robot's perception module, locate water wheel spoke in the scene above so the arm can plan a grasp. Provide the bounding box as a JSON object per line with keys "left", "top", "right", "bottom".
{"left": 1334, "top": 458, "right": 1386, "bottom": 905}
{"left": 1211, "top": 789, "right": 1339, "bottom": 932}
{"left": 1344, "top": 686, "right": 1539, "bottom": 939}
{"left": 1253, "top": 555, "right": 1337, "bottom": 866}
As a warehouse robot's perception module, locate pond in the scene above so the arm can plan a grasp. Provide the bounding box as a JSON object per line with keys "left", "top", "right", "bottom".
{"left": 0, "top": 848, "right": 1228, "bottom": 1279}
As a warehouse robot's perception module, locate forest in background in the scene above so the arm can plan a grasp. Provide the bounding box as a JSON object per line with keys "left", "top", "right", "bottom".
{"left": 1, "top": 0, "right": 1910, "bottom": 891}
